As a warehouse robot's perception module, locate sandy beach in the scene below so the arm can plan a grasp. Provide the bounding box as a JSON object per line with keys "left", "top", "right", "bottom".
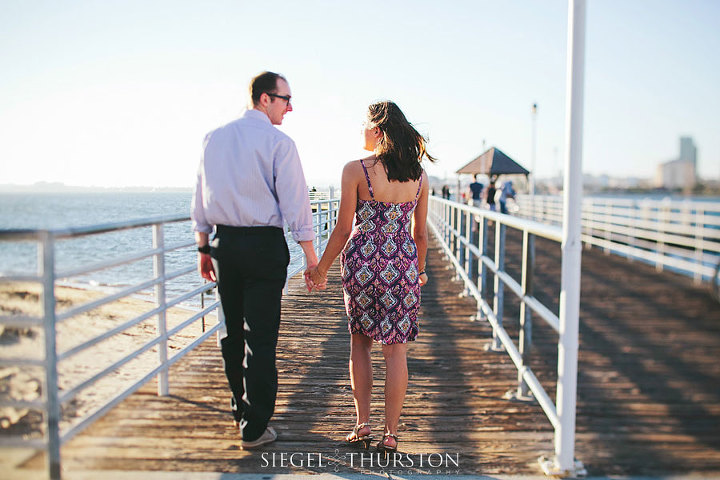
{"left": 0, "top": 281, "right": 217, "bottom": 439}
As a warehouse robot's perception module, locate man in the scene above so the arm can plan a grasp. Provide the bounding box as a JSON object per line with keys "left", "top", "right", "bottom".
{"left": 498, "top": 180, "right": 517, "bottom": 214}
{"left": 191, "top": 71, "right": 318, "bottom": 449}
{"left": 468, "top": 174, "right": 484, "bottom": 208}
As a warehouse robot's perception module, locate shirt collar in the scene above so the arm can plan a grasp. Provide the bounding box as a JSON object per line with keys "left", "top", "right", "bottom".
{"left": 243, "top": 109, "right": 272, "bottom": 125}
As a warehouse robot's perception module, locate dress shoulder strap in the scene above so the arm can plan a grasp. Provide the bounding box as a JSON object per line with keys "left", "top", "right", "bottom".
{"left": 414, "top": 172, "right": 424, "bottom": 202}
{"left": 359, "top": 159, "right": 375, "bottom": 199}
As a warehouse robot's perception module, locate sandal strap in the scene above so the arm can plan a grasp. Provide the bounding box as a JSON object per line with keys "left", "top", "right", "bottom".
{"left": 384, "top": 433, "right": 398, "bottom": 439}
{"left": 353, "top": 423, "right": 370, "bottom": 434}
{"left": 348, "top": 423, "right": 371, "bottom": 441}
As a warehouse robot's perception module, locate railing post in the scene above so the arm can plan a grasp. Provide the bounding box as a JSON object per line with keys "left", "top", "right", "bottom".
{"left": 315, "top": 202, "right": 322, "bottom": 257}
{"left": 628, "top": 200, "right": 638, "bottom": 262}
{"left": 458, "top": 208, "right": 466, "bottom": 276}
{"left": 469, "top": 211, "right": 477, "bottom": 284}
{"left": 489, "top": 221, "right": 505, "bottom": 352}
{"left": 201, "top": 285, "right": 206, "bottom": 333}
{"left": 152, "top": 224, "right": 169, "bottom": 396}
{"left": 448, "top": 203, "right": 455, "bottom": 257}
{"left": 657, "top": 199, "right": 669, "bottom": 272}
{"left": 445, "top": 202, "right": 451, "bottom": 247}
{"left": 694, "top": 206, "right": 704, "bottom": 285}
{"left": 465, "top": 208, "right": 472, "bottom": 273}
{"left": 603, "top": 201, "right": 611, "bottom": 255}
{"left": 454, "top": 206, "right": 462, "bottom": 276}
{"left": 584, "top": 200, "right": 593, "bottom": 250}
{"left": 40, "top": 231, "right": 61, "bottom": 480}
{"left": 518, "top": 230, "right": 534, "bottom": 398}
{"left": 462, "top": 207, "right": 471, "bottom": 296}
{"left": 478, "top": 216, "right": 488, "bottom": 317}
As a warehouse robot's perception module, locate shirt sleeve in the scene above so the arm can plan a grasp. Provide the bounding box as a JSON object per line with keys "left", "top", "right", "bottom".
{"left": 190, "top": 135, "right": 213, "bottom": 234}
{"left": 273, "top": 138, "right": 314, "bottom": 242}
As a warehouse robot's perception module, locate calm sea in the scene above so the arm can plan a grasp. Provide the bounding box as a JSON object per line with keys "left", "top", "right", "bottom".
{"left": 0, "top": 192, "right": 304, "bottom": 307}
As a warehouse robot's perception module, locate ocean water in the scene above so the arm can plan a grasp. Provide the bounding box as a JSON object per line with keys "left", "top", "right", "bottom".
{"left": 0, "top": 192, "right": 304, "bottom": 307}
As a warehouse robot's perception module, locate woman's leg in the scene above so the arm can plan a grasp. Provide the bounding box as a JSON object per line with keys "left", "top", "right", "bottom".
{"left": 381, "top": 342, "right": 408, "bottom": 448}
{"left": 349, "top": 333, "right": 373, "bottom": 437}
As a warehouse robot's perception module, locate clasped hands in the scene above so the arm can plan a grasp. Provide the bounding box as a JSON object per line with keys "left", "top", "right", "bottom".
{"left": 304, "top": 264, "right": 328, "bottom": 292}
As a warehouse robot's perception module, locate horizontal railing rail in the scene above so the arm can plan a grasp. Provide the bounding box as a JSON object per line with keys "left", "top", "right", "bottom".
{"left": 0, "top": 196, "right": 339, "bottom": 480}
{"left": 516, "top": 194, "right": 720, "bottom": 284}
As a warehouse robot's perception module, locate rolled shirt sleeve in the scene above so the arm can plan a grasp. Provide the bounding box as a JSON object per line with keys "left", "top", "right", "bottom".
{"left": 191, "top": 169, "right": 213, "bottom": 234}
{"left": 274, "top": 139, "right": 314, "bottom": 242}
{"left": 190, "top": 134, "right": 214, "bottom": 234}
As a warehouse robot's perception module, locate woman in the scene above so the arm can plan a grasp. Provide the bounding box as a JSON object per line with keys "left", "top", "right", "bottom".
{"left": 306, "top": 101, "right": 434, "bottom": 452}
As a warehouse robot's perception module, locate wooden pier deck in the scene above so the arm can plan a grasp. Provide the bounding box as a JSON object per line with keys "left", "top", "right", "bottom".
{"left": 14, "top": 231, "right": 720, "bottom": 477}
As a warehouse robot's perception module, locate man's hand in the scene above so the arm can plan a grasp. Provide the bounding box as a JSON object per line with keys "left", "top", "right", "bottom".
{"left": 198, "top": 253, "right": 217, "bottom": 282}
{"left": 304, "top": 266, "right": 328, "bottom": 291}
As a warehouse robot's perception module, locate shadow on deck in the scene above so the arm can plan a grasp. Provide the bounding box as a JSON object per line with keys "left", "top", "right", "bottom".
{"left": 14, "top": 232, "right": 720, "bottom": 477}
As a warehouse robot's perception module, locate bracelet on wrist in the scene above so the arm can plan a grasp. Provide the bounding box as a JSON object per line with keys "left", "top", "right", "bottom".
{"left": 197, "top": 244, "right": 211, "bottom": 254}
{"left": 419, "top": 270, "right": 426, "bottom": 276}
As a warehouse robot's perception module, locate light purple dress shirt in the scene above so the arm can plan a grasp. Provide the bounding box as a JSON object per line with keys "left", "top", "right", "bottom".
{"left": 191, "top": 109, "right": 314, "bottom": 243}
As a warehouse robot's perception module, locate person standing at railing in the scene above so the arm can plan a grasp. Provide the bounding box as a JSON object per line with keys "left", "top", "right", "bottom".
{"left": 305, "top": 101, "right": 433, "bottom": 453}
{"left": 468, "top": 174, "right": 484, "bottom": 208}
{"left": 191, "top": 71, "right": 318, "bottom": 450}
{"left": 485, "top": 180, "right": 497, "bottom": 211}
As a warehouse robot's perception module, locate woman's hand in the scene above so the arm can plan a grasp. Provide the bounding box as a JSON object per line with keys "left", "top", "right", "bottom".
{"left": 419, "top": 272, "right": 428, "bottom": 287}
{"left": 304, "top": 266, "right": 328, "bottom": 291}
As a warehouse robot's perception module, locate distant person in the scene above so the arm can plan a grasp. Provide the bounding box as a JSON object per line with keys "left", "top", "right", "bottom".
{"left": 306, "top": 100, "right": 433, "bottom": 453}
{"left": 498, "top": 180, "right": 516, "bottom": 214}
{"left": 441, "top": 184, "right": 450, "bottom": 199}
{"left": 191, "top": 71, "right": 318, "bottom": 450}
{"left": 468, "top": 174, "right": 484, "bottom": 208}
{"left": 485, "top": 180, "right": 497, "bottom": 211}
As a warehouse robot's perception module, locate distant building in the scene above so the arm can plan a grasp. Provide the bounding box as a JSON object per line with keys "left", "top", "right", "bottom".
{"left": 655, "top": 137, "right": 697, "bottom": 190}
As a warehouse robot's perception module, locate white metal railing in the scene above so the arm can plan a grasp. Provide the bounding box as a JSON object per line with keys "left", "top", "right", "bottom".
{"left": 0, "top": 197, "right": 339, "bottom": 480}
{"left": 516, "top": 194, "right": 720, "bottom": 285}
{"left": 428, "top": 196, "right": 582, "bottom": 474}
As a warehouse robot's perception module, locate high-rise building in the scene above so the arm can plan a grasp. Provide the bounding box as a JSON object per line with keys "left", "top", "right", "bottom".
{"left": 655, "top": 136, "right": 697, "bottom": 190}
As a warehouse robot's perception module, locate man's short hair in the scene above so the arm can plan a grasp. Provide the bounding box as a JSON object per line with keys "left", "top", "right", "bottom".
{"left": 249, "top": 71, "right": 287, "bottom": 107}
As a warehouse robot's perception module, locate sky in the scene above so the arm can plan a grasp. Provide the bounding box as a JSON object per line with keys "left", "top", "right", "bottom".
{"left": 1, "top": 0, "right": 718, "bottom": 189}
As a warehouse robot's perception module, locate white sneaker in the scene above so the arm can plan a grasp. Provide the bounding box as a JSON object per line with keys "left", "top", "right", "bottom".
{"left": 241, "top": 427, "right": 277, "bottom": 450}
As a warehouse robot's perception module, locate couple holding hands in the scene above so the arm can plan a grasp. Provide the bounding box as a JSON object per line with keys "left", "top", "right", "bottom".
{"left": 192, "top": 71, "right": 434, "bottom": 453}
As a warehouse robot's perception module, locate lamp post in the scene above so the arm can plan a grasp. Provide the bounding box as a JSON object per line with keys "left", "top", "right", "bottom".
{"left": 531, "top": 103, "right": 538, "bottom": 219}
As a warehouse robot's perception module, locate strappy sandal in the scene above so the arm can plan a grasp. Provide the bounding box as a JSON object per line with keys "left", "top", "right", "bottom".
{"left": 376, "top": 433, "right": 399, "bottom": 454}
{"left": 346, "top": 423, "right": 373, "bottom": 449}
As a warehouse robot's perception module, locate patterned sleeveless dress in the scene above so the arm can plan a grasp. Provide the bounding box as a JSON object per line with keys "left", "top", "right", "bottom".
{"left": 340, "top": 159, "right": 423, "bottom": 344}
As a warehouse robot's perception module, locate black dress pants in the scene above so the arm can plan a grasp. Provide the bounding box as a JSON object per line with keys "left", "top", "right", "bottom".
{"left": 210, "top": 225, "right": 289, "bottom": 442}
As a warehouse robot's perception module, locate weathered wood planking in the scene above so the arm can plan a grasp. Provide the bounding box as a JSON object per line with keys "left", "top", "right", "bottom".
{"left": 16, "top": 230, "right": 720, "bottom": 476}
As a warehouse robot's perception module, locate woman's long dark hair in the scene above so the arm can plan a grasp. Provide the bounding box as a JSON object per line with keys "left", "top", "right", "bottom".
{"left": 368, "top": 101, "right": 436, "bottom": 182}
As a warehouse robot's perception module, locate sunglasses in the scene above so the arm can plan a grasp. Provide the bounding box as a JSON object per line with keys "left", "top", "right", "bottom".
{"left": 266, "top": 93, "right": 292, "bottom": 105}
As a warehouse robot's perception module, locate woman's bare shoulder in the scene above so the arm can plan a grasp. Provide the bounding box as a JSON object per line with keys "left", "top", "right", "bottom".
{"left": 343, "top": 157, "right": 373, "bottom": 175}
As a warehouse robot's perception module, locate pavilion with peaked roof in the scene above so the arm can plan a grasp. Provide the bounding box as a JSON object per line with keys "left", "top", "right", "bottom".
{"left": 456, "top": 147, "right": 530, "bottom": 177}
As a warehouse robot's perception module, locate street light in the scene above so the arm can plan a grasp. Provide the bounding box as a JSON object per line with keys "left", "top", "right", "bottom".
{"left": 531, "top": 103, "right": 538, "bottom": 218}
